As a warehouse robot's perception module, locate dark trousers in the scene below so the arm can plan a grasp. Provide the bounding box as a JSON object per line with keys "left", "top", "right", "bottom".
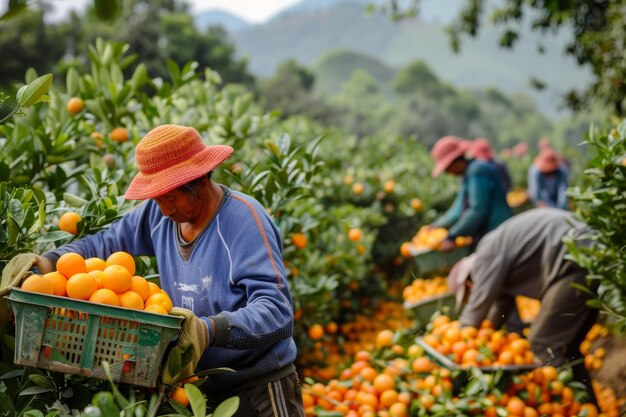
{"left": 206, "top": 372, "right": 305, "bottom": 417}
{"left": 529, "top": 261, "right": 598, "bottom": 404}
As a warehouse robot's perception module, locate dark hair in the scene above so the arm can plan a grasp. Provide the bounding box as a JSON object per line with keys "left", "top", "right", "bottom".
{"left": 178, "top": 172, "right": 212, "bottom": 196}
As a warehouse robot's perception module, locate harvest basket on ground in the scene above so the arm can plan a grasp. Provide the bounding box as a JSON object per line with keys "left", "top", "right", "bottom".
{"left": 410, "top": 247, "right": 472, "bottom": 276}
{"left": 415, "top": 336, "right": 537, "bottom": 373}
{"left": 404, "top": 293, "right": 456, "bottom": 326}
{"left": 6, "top": 288, "right": 183, "bottom": 388}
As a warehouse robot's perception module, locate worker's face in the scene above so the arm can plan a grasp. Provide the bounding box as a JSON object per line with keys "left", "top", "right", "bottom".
{"left": 446, "top": 158, "right": 467, "bottom": 176}
{"left": 153, "top": 189, "right": 198, "bottom": 223}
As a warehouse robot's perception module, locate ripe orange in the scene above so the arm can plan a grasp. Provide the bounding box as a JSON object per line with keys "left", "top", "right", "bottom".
{"left": 66, "top": 97, "right": 84, "bottom": 115}
{"left": 87, "top": 270, "right": 104, "bottom": 288}
{"left": 56, "top": 252, "right": 87, "bottom": 278}
{"left": 21, "top": 274, "right": 54, "bottom": 294}
{"left": 129, "top": 276, "right": 151, "bottom": 301}
{"left": 101, "top": 265, "right": 132, "bottom": 294}
{"left": 291, "top": 233, "right": 307, "bottom": 249}
{"left": 383, "top": 180, "right": 396, "bottom": 193}
{"left": 85, "top": 257, "right": 106, "bottom": 272}
{"left": 90, "top": 131, "right": 104, "bottom": 148}
{"left": 348, "top": 227, "right": 363, "bottom": 242}
{"left": 388, "top": 402, "right": 408, "bottom": 417}
{"left": 148, "top": 281, "right": 161, "bottom": 296}
{"left": 105, "top": 251, "right": 136, "bottom": 275}
{"left": 410, "top": 198, "right": 423, "bottom": 211}
{"left": 144, "top": 304, "right": 168, "bottom": 315}
{"left": 352, "top": 182, "right": 364, "bottom": 195}
{"left": 66, "top": 272, "right": 98, "bottom": 300}
{"left": 119, "top": 291, "right": 144, "bottom": 310}
{"left": 110, "top": 127, "right": 129, "bottom": 143}
{"left": 43, "top": 271, "right": 68, "bottom": 296}
{"left": 375, "top": 329, "right": 394, "bottom": 348}
{"left": 89, "top": 288, "right": 120, "bottom": 306}
{"left": 170, "top": 387, "right": 189, "bottom": 407}
{"left": 144, "top": 292, "right": 173, "bottom": 313}
{"left": 308, "top": 324, "right": 324, "bottom": 340}
{"left": 373, "top": 373, "right": 395, "bottom": 394}
{"left": 58, "top": 212, "right": 82, "bottom": 235}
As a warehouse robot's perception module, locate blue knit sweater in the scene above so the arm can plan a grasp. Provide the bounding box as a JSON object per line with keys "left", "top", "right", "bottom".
{"left": 44, "top": 187, "right": 297, "bottom": 395}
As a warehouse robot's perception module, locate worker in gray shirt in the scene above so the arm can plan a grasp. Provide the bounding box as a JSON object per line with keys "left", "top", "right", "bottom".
{"left": 448, "top": 208, "right": 598, "bottom": 402}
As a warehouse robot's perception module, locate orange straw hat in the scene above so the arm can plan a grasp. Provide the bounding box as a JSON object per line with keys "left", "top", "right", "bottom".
{"left": 431, "top": 135, "right": 471, "bottom": 178}
{"left": 534, "top": 147, "right": 560, "bottom": 174}
{"left": 124, "top": 124, "right": 233, "bottom": 200}
{"left": 469, "top": 137, "right": 494, "bottom": 160}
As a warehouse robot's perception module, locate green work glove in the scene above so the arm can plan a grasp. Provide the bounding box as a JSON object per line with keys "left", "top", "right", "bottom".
{"left": 162, "top": 307, "right": 210, "bottom": 384}
{"left": 0, "top": 253, "right": 54, "bottom": 297}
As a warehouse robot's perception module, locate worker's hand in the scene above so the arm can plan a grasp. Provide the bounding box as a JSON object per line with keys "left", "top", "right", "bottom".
{"left": 438, "top": 238, "right": 456, "bottom": 253}
{"left": 0, "top": 253, "right": 54, "bottom": 296}
{"left": 162, "top": 307, "right": 209, "bottom": 384}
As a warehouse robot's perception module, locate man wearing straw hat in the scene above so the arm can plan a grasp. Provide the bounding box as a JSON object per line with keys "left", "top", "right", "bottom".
{"left": 3, "top": 125, "right": 304, "bottom": 416}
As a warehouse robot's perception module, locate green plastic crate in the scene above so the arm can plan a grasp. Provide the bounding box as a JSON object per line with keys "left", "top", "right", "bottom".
{"left": 6, "top": 288, "right": 182, "bottom": 387}
{"left": 404, "top": 293, "right": 457, "bottom": 327}
{"left": 411, "top": 247, "right": 472, "bottom": 276}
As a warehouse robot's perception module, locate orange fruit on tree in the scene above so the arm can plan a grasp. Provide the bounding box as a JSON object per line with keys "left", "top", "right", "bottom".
{"left": 170, "top": 387, "right": 189, "bottom": 407}
{"left": 506, "top": 396, "right": 525, "bottom": 416}
{"left": 352, "top": 182, "right": 364, "bottom": 195}
{"left": 410, "top": 198, "right": 423, "bottom": 211}
{"left": 119, "top": 291, "right": 144, "bottom": 310}
{"left": 105, "top": 251, "right": 136, "bottom": 275}
{"left": 43, "top": 271, "right": 68, "bottom": 296}
{"left": 308, "top": 323, "right": 324, "bottom": 340}
{"left": 144, "top": 304, "right": 168, "bottom": 315}
{"left": 145, "top": 292, "right": 173, "bottom": 312}
{"left": 90, "top": 131, "right": 104, "bottom": 148}
{"left": 66, "top": 272, "right": 98, "bottom": 300}
{"left": 58, "top": 212, "right": 82, "bottom": 235}
{"left": 291, "top": 233, "right": 307, "bottom": 249}
{"left": 89, "top": 288, "right": 120, "bottom": 306}
{"left": 101, "top": 264, "right": 132, "bottom": 294}
{"left": 129, "top": 276, "right": 151, "bottom": 301}
{"left": 383, "top": 180, "right": 396, "bottom": 193}
{"left": 21, "top": 274, "right": 54, "bottom": 294}
{"left": 110, "top": 127, "right": 129, "bottom": 143}
{"left": 85, "top": 257, "right": 106, "bottom": 272}
{"left": 66, "top": 97, "right": 84, "bottom": 115}
{"left": 388, "top": 402, "right": 408, "bottom": 417}
{"left": 56, "top": 252, "right": 87, "bottom": 278}
{"left": 348, "top": 227, "right": 363, "bottom": 242}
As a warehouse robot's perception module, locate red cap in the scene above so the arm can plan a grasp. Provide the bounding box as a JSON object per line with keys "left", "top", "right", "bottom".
{"left": 431, "top": 136, "right": 470, "bottom": 178}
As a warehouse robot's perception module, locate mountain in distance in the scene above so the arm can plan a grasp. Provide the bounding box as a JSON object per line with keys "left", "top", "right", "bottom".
{"left": 221, "top": 0, "right": 590, "bottom": 116}
{"left": 194, "top": 9, "right": 251, "bottom": 33}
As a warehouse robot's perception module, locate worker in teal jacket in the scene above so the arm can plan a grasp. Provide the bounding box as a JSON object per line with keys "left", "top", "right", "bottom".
{"left": 429, "top": 136, "right": 513, "bottom": 252}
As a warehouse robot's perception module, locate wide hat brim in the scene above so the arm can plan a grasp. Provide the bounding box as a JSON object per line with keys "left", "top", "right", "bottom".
{"left": 124, "top": 145, "right": 233, "bottom": 200}
{"left": 432, "top": 142, "right": 470, "bottom": 178}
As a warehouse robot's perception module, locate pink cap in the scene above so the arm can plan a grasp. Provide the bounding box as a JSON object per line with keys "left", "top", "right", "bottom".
{"left": 431, "top": 136, "right": 470, "bottom": 178}
{"left": 469, "top": 137, "right": 494, "bottom": 160}
{"left": 534, "top": 148, "right": 560, "bottom": 174}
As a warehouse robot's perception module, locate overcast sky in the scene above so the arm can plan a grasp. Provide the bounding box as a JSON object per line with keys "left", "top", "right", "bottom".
{"left": 34, "top": 0, "right": 302, "bottom": 22}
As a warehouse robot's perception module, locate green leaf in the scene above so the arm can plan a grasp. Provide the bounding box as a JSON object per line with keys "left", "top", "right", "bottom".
{"left": 63, "top": 192, "right": 88, "bottom": 208}
{"left": 36, "top": 231, "right": 74, "bottom": 243}
{"left": 28, "top": 374, "right": 54, "bottom": 389}
{"left": 185, "top": 384, "right": 206, "bottom": 417}
{"left": 23, "top": 410, "right": 44, "bottom": 417}
{"left": 0, "top": 162, "right": 9, "bottom": 182}
{"left": 66, "top": 68, "right": 79, "bottom": 96}
{"left": 18, "top": 74, "right": 53, "bottom": 107}
{"left": 0, "top": 393, "right": 15, "bottom": 417}
{"left": 18, "top": 386, "right": 53, "bottom": 396}
{"left": 212, "top": 396, "right": 239, "bottom": 417}
{"left": 0, "top": 0, "right": 27, "bottom": 20}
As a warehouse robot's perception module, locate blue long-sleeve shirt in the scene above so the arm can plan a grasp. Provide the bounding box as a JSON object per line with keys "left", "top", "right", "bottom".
{"left": 527, "top": 164, "right": 568, "bottom": 210}
{"left": 44, "top": 187, "right": 296, "bottom": 395}
{"left": 433, "top": 160, "right": 512, "bottom": 242}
